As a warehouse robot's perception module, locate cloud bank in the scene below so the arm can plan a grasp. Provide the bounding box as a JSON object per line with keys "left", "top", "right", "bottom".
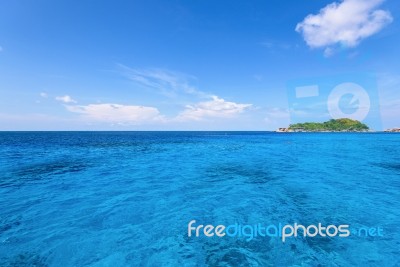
{"left": 60, "top": 66, "right": 253, "bottom": 127}
{"left": 65, "top": 96, "right": 252, "bottom": 125}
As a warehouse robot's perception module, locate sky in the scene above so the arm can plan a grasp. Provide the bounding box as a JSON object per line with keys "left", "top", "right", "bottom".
{"left": 0, "top": 0, "right": 399, "bottom": 130}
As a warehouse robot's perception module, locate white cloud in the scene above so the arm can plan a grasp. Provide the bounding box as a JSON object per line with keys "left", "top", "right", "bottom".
{"left": 119, "top": 65, "right": 208, "bottom": 98}
{"left": 40, "top": 92, "right": 48, "bottom": 98}
{"left": 66, "top": 103, "right": 163, "bottom": 123}
{"left": 63, "top": 96, "right": 252, "bottom": 125}
{"left": 176, "top": 96, "right": 252, "bottom": 121}
{"left": 323, "top": 47, "right": 335, "bottom": 57}
{"left": 296, "top": 0, "right": 393, "bottom": 55}
{"left": 55, "top": 95, "right": 77, "bottom": 103}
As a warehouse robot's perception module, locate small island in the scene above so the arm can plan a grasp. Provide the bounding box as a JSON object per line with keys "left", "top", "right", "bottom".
{"left": 277, "top": 118, "right": 370, "bottom": 132}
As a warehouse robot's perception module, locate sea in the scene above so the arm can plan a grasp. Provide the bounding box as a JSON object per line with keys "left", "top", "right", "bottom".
{"left": 0, "top": 132, "right": 399, "bottom": 266}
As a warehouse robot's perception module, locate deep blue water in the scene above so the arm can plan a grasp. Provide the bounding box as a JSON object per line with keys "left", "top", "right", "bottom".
{"left": 0, "top": 132, "right": 399, "bottom": 266}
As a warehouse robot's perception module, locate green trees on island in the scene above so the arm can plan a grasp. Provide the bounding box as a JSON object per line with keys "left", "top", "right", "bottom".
{"left": 289, "top": 118, "right": 369, "bottom": 132}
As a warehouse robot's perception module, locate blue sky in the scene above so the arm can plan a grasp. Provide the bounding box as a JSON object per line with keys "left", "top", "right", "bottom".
{"left": 0, "top": 0, "right": 399, "bottom": 130}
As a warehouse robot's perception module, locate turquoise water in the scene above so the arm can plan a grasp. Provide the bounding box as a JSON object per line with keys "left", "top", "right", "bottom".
{"left": 0, "top": 132, "right": 399, "bottom": 266}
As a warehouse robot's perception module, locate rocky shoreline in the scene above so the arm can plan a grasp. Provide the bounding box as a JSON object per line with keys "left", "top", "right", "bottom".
{"left": 276, "top": 127, "right": 371, "bottom": 133}
{"left": 384, "top": 128, "right": 400, "bottom": 132}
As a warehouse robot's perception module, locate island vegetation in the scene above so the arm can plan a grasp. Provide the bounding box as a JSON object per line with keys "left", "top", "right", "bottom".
{"left": 277, "top": 118, "right": 370, "bottom": 132}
